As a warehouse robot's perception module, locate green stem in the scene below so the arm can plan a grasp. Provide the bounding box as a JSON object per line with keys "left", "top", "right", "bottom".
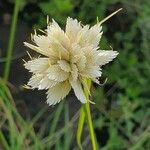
{"left": 0, "top": 131, "right": 9, "bottom": 150}
{"left": 76, "top": 107, "right": 85, "bottom": 150}
{"left": 83, "top": 102, "right": 97, "bottom": 150}
{"left": 83, "top": 79, "right": 97, "bottom": 150}
{"left": 77, "top": 79, "right": 97, "bottom": 150}
{"left": 3, "top": 0, "right": 20, "bottom": 82}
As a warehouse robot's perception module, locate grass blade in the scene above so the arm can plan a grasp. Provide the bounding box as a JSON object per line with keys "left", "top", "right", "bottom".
{"left": 3, "top": 0, "right": 20, "bottom": 82}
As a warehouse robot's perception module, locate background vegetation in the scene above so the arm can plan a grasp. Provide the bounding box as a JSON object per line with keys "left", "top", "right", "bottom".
{"left": 0, "top": 0, "right": 150, "bottom": 149}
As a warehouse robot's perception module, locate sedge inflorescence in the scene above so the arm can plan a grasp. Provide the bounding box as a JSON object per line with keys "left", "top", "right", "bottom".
{"left": 24, "top": 17, "right": 118, "bottom": 105}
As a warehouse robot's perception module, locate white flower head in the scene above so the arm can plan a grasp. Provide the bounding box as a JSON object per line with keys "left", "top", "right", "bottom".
{"left": 24, "top": 17, "right": 118, "bottom": 105}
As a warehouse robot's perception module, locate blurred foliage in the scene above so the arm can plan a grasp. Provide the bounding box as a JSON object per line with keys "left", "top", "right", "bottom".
{"left": 1, "top": 0, "right": 150, "bottom": 149}
{"left": 0, "top": 78, "right": 73, "bottom": 150}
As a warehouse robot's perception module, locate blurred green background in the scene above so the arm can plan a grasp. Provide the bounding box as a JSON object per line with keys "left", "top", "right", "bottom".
{"left": 0, "top": 0, "right": 150, "bottom": 149}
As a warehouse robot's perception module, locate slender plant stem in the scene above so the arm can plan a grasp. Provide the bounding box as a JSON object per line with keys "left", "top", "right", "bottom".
{"left": 83, "top": 79, "right": 97, "bottom": 150}
{"left": 83, "top": 102, "right": 97, "bottom": 150}
{"left": 76, "top": 106, "right": 85, "bottom": 150}
{"left": 3, "top": 0, "right": 20, "bottom": 82}
{"left": 77, "top": 79, "right": 97, "bottom": 150}
{"left": 76, "top": 9, "right": 123, "bottom": 147}
{"left": 0, "top": 131, "right": 9, "bottom": 150}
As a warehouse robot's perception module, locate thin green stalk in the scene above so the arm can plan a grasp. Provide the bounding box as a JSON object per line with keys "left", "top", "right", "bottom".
{"left": 83, "top": 102, "right": 97, "bottom": 150}
{"left": 76, "top": 107, "right": 85, "bottom": 150}
{"left": 77, "top": 79, "right": 97, "bottom": 150}
{"left": 129, "top": 127, "right": 150, "bottom": 150}
{"left": 83, "top": 79, "right": 97, "bottom": 150}
{"left": 0, "top": 131, "right": 10, "bottom": 150}
{"left": 3, "top": 0, "right": 20, "bottom": 82}
{"left": 64, "top": 103, "right": 72, "bottom": 150}
{"left": 0, "top": 80, "right": 43, "bottom": 149}
{"left": 48, "top": 101, "right": 64, "bottom": 148}
{"left": 49, "top": 101, "right": 64, "bottom": 135}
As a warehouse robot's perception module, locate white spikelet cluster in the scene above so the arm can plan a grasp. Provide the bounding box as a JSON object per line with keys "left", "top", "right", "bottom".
{"left": 24, "top": 17, "right": 118, "bottom": 105}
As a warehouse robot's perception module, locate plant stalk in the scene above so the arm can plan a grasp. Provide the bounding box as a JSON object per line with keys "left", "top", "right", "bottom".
{"left": 77, "top": 107, "right": 85, "bottom": 150}
{"left": 3, "top": 0, "right": 20, "bottom": 82}
{"left": 77, "top": 79, "right": 97, "bottom": 150}
{"left": 83, "top": 79, "right": 97, "bottom": 150}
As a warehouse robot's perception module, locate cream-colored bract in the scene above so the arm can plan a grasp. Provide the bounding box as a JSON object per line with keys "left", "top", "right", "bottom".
{"left": 24, "top": 17, "right": 118, "bottom": 105}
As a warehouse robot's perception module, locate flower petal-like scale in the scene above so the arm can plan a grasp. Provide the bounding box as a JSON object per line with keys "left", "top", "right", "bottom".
{"left": 24, "top": 17, "right": 118, "bottom": 105}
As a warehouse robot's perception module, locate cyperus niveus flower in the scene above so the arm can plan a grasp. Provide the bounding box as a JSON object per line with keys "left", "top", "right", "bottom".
{"left": 24, "top": 17, "right": 118, "bottom": 105}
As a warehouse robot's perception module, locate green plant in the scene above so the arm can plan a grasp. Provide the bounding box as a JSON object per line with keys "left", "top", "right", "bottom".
{"left": 0, "top": 0, "right": 149, "bottom": 149}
